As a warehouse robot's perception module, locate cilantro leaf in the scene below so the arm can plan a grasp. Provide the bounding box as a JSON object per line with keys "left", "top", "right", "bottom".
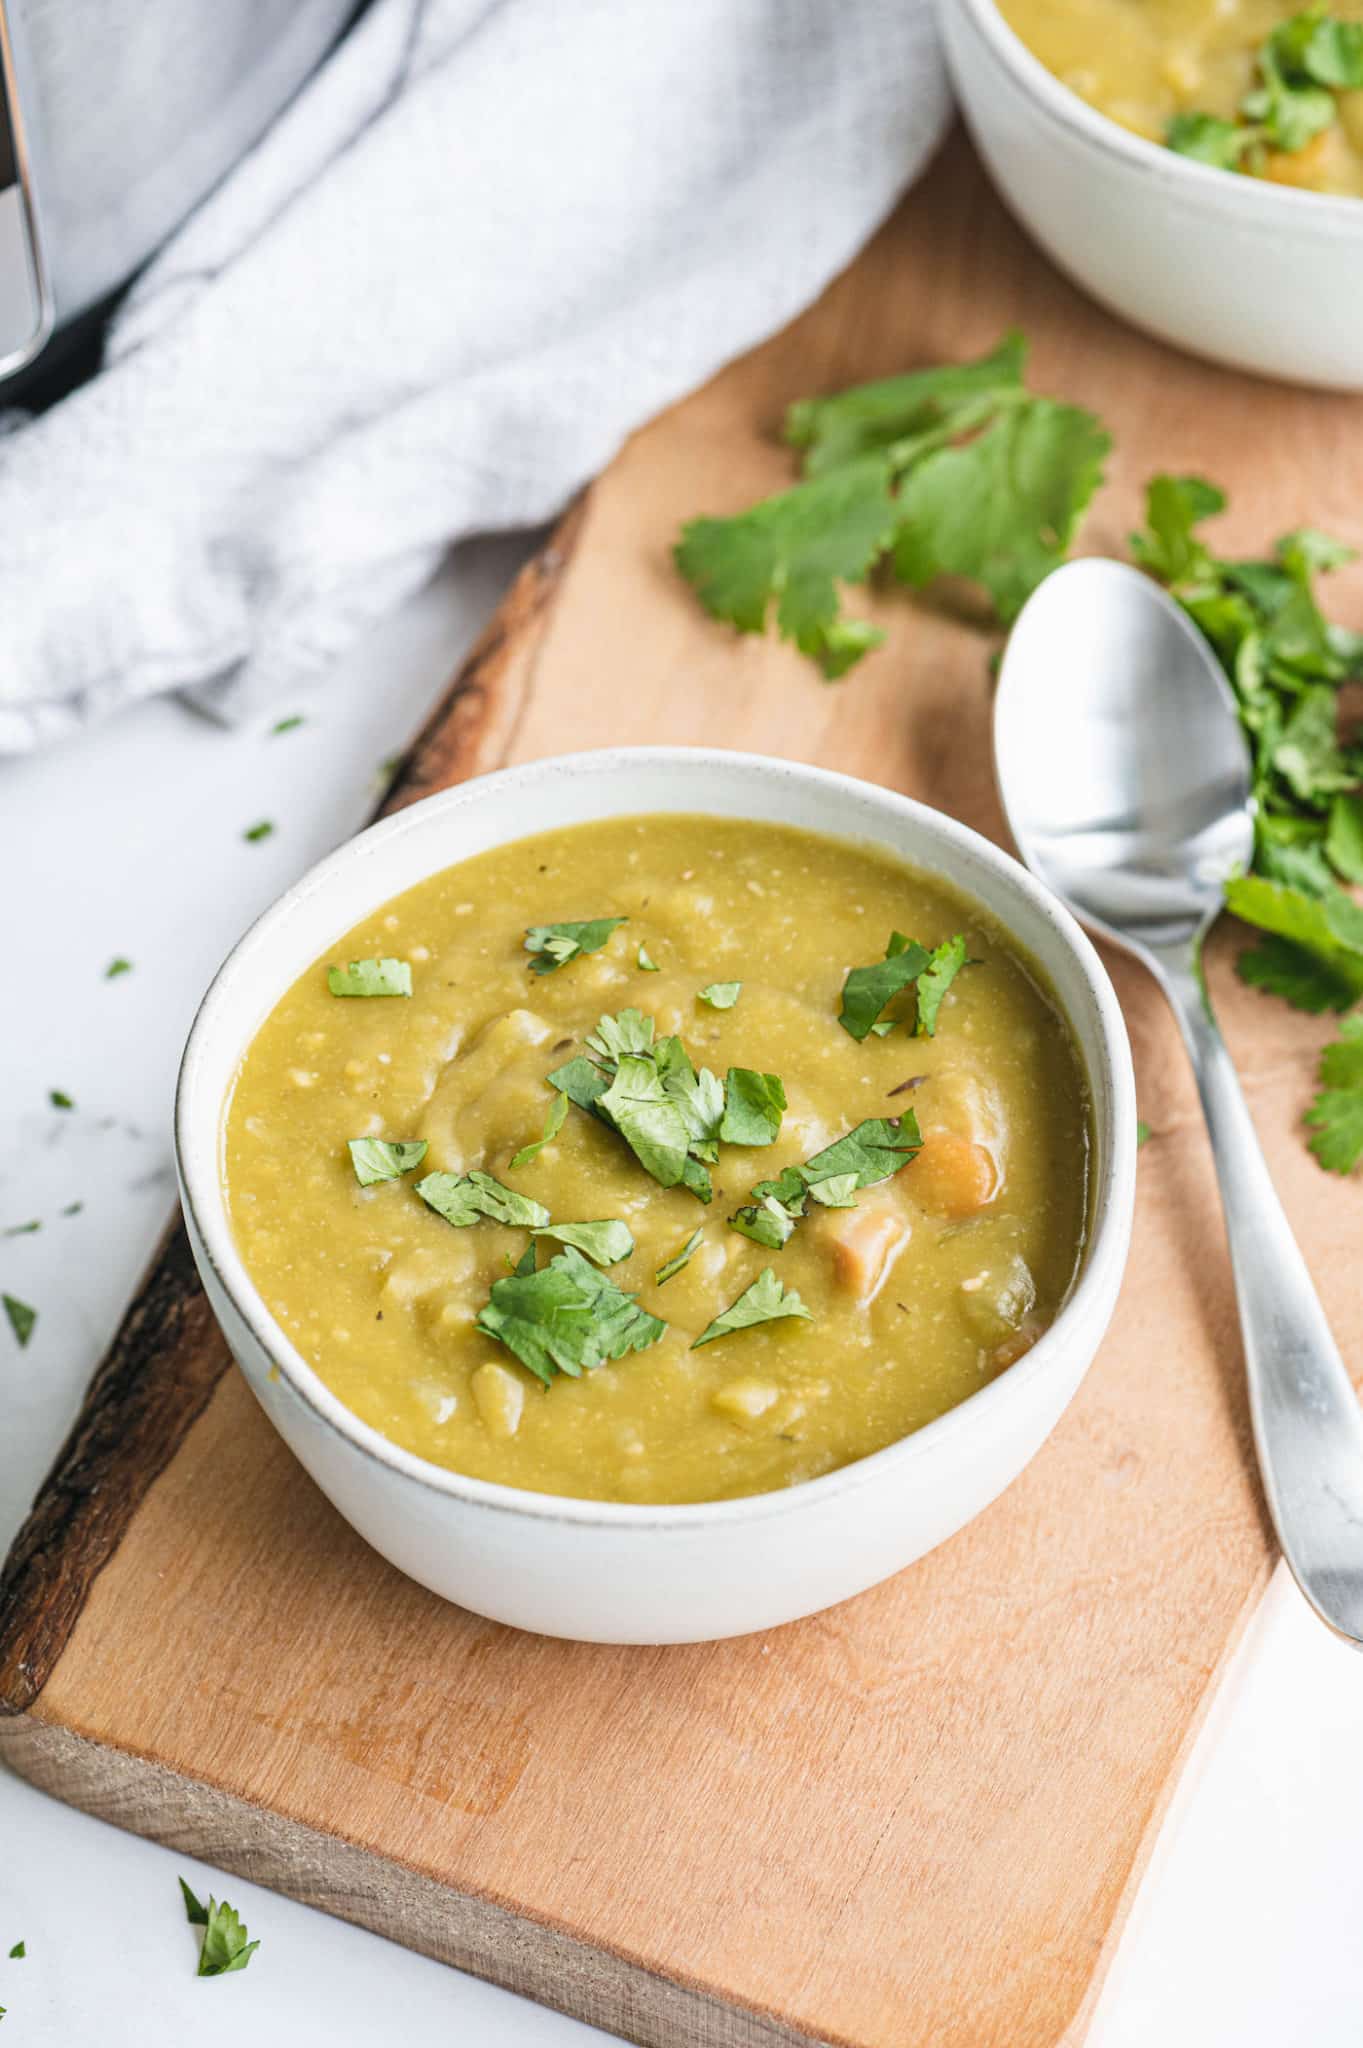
{"left": 656, "top": 1037, "right": 725, "bottom": 1159}
{"left": 587, "top": 1009, "right": 655, "bottom": 1061}
{"left": 1299, "top": 14, "right": 1363, "bottom": 86}
{"left": 730, "top": 1110, "right": 922, "bottom": 1246}
{"left": 7, "top": 1943, "right": 22, "bottom": 1961}
{"left": 49, "top": 1090, "right": 74, "bottom": 1110}
{"left": 532, "top": 1219, "right": 634, "bottom": 1266}
{"left": 719, "top": 1069, "right": 787, "bottom": 1147}
{"left": 1165, "top": 111, "right": 1258, "bottom": 168}
{"left": 1129, "top": 474, "right": 1227, "bottom": 583}
{"left": 476, "top": 1246, "right": 666, "bottom": 1383}
{"left": 598, "top": 1053, "right": 693, "bottom": 1187}
{"left": 510, "top": 1090, "right": 568, "bottom": 1169}
{"left": 1226, "top": 874, "right": 1363, "bottom": 1012}
{"left": 806, "top": 1171, "right": 860, "bottom": 1207}
{"left": 1327, "top": 793, "right": 1363, "bottom": 883}
{"left": 416, "top": 1171, "right": 549, "bottom": 1230}
{"left": 892, "top": 398, "right": 1110, "bottom": 623}
{"left": 784, "top": 331, "right": 1027, "bottom": 477}
{"left": 692, "top": 1268, "right": 812, "bottom": 1348}
{"left": 637, "top": 944, "right": 659, "bottom": 973}
{"left": 243, "top": 820, "right": 274, "bottom": 844}
{"left": 525, "top": 918, "right": 627, "bottom": 975}
{"left": 327, "top": 957, "right": 412, "bottom": 998}
{"left": 675, "top": 459, "right": 895, "bottom": 679}
{"left": 838, "top": 934, "right": 930, "bottom": 1041}
{"left": 548, "top": 1054, "right": 612, "bottom": 1113}
{"left": 104, "top": 957, "right": 133, "bottom": 979}
{"left": 914, "top": 935, "right": 969, "bottom": 1036}
{"left": 196, "top": 1896, "right": 260, "bottom": 1979}
{"left": 655, "top": 1229, "right": 704, "bottom": 1285}
{"left": 697, "top": 982, "right": 742, "bottom": 1009}
{"left": 348, "top": 1138, "right": 428, "bottom": 1186}
{"left": 3, "top": 1296, "right": 36, "bottom": 1349}
{"left": 1306, "top": 1015, "right": 1363, "bottom": 1171}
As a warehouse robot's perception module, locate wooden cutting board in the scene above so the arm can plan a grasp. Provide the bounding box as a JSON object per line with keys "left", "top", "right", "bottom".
{"left": 5, "top": 132, "right": 1363, "bottom": 2048}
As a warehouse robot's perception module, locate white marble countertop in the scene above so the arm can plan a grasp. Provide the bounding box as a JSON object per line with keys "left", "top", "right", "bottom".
{"left": 2, "top": 547, "right": 1361, "bottom": 2045}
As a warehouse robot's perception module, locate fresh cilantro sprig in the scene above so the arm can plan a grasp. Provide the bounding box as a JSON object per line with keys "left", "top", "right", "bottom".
{"left": 1167, "top": 9, "right": 1363, "bottom": 175}
{"left": 675, "top": 332, "right": 1108, "bottom": 678}
{"left": 838, "top": 931, "right": 968, "bottom": 1040}
{"left": 476, "top": 1245, "right": 666, "bottom": 1383}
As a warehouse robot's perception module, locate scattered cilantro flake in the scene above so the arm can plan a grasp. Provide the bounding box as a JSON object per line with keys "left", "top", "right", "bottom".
{"left": 1136, "top": 1120, "right": 1152, "bottom": 1148}
{"left": 524, "top": 917, "right": 626, "bottom": 975}
{"left": 270, "top": 714, "right": 305, "bottom": 735}
{"left": 510, "top": 1090, "right": 568, "bottom": 1169}
{"left": 3, "top": 1296, "right": 36, "bottom": 1348}
{"left": 676, "top": 332, "right": 1107, "bottom": 676}
{"left": 194, "top": 1893, "right": 260, "bottom": 1979}
{"left": 327, "top": 957, "right": 412, "bottom": 998}
{"left": 476, "top": 1245, "right": 666, "bottom": 1384}
{"left": 1306, "top": 1015, "right": 1363, "bottom": 1173}
{"left": 729, "top": 1193, "right": 799, "bottom": 1250}
{"left": 104, "top": 957, "right": 132, "bottom": 979}
{"left": 49, "top": 1089, "right": 74, "bottom": 1110}
{"left": 2, "top": 1221, "right": 39, "bottom": 1238}
{"left": 7, "top": 1944, "right": 21, "bottom": 1960}
{"left": 347, "top": 1137, "right": 428, "bottom": 1186}
{"left": 693, "top": 1268, "right": 812, "bottom": 1348}
{"left": 417, "top": 1171, "right": 549, "bottom": 1230}
{"left": 242, "top": 820, "right": 274, "bottom": 844}
{"left": 532, "top": 1219, "right": 634, "bottom": 1266}
{"left": 61, "top": 1201, "right": 83, "bottom": 1218}
{"left": 838, "top": 933, "right": 929, "bottom": 1040}
{"left": 697, "top": 981, "right": 741, "bottom": 1009}
{"left": 718, "top": 1068, "right": 786, "bottom": 1147}
{"left": 637, "top": 944, "right": 660, "bottom": 973}
{"left": 655, "top": 1229, "right": 704, "bottom": 1285}
{"left": 914, "top": 935, "right": 969, "bottom": 1036}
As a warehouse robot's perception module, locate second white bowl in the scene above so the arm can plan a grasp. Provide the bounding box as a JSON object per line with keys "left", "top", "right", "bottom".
{"left": 943, "top": 0, "right": 1363, "bottom": 389}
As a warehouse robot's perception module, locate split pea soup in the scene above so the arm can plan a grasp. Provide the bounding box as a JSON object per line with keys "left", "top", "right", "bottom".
{"left": 224, "top": 815, "right": 1090, "bottom": 1505}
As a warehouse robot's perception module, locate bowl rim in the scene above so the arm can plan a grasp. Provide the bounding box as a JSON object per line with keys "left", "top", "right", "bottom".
{"left": 175, "top": 744, "right": 1136, "bottom": 1532}
{"left": 953, "top": 0, "right": 1363, "bottom": 237}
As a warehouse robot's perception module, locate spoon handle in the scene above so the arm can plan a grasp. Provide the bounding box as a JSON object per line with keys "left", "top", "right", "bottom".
{"left": 1156, "top": 954, "right": 1363, "bottom": 1645}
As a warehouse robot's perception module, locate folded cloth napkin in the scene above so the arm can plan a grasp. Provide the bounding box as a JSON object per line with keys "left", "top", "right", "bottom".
{"left": 0, "top": 0, "right": 949, "bottom": 751}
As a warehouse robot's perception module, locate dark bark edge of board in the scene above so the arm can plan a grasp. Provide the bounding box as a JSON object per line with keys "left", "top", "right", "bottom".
{"left": 0, "top": 500, "right": 587, "bottom": 1719}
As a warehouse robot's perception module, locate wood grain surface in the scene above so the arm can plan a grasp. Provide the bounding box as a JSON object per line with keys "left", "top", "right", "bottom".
{"left": 5, "top": 132, "right": 1363, "bottom": 2048}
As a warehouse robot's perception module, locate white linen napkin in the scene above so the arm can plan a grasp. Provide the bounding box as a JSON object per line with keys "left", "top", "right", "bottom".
{"left": 0, "top": 0, "right": 949, "bottom": 751}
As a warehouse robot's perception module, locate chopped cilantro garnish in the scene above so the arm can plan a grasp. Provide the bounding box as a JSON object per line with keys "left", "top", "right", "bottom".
{"left": 242, "top": 820, "right": 274, "bottom": 844}
{"left": 1136, "top": 1120, "right": 1152, "bottom": 1148}
{"left": 557, "top": 1012, "right": 722, "bottom": 1201}
{"left": 532, "top": 1219, "right": 634, "bottom": 1266}
{"left": 598, "top": 1053, "right": 693, "bottom": 1188}
{"left": 697, "top": 981, "right": 741, "bottom": 1008}
{"left": 49, "top": 1089, "right": 74, "bottom": 1110}
{"left": 104, "top": 957, "right": 133, "bottom": 979}
{"left": 270, "top": 714, "right": 305, "bottom": 735}
{"left": 655, "top": 1229, "right": 704, "bottom": 1285}
{"left": 347, "top": 1137, "right": 428, "bottom": 1186}
{"left": 637, "top": 944, "right": 660, "bottom": 973}
{"left": 2, "top": 1222, "right": 39, "bottom": 1238}
{"left": 7, "top": 1944, "right": 21, "bottom": 1960}
{"left": 676, "top": 332, "right": 1108, "bottom": 677}
{"left": 838, "top": 933, "right": 929, "bottom": 1040}
{"left": 587, "top": 1009, "right": 655, "bottom": 1061}
{"left": 327, "top": 957, "right": 412, "bottom": 998}
{"left": 914, "top": 935, "right": 969, "bottom": 1036}
{"left": 730, "top": 1111, "right": 922, "bottom": 1248}
{"left": 417, "top": 1171, "right": 549, "bottom": 1230}
{"left": 1169, "top": 11, "right": 1363, "bottom": 173}
{"left": 179, "top": 1877, "right": 259, "bottom": 1978}
{"left": 476, "top": 1245, "right": 666, "bottom": 1384}
{"left": 693, "top": 1268, "right": 812, "bottom": 1348}
{"left": 510, "top": 1090, "right": 568, "bottom": 1169}
{"left": 61, "top": 1202, "right": 83, "bottom": 1218}
{"left": 1306, "top": 1015, "right": 1363, "bottom": 1173}
{"left": 2, "top": 1296, "right": 36, "bottom": 1348}
{"left": 524, "top": 917, "right": 626, "bottom": 975}
{"left": 718, "top": 1068, "right": 786, "bottom": 1146}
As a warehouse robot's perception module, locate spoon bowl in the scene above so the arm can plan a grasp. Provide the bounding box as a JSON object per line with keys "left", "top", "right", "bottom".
{"left": 996, "top": 558, "right": 1363, "bottom": 1648}
{"left": 996, "top": 558, "right": 1254, "bottom": 955}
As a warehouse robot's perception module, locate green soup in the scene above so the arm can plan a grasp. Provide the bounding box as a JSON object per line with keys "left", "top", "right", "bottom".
{"left": 224, "top": 816, "right": 1090, "bottom": 1504}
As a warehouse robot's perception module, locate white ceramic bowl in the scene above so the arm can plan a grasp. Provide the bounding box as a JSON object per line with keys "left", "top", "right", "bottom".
{"left": 943, "top": 0, "right": 1363, "bottom": 389}
{"left": 176, "top": 748, "right": 1136, "bottom": 1644}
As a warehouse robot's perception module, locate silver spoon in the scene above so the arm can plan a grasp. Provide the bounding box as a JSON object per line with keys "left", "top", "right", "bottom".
{"left": 995, "top": 556, "right": 1363, "bottom": 1647}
